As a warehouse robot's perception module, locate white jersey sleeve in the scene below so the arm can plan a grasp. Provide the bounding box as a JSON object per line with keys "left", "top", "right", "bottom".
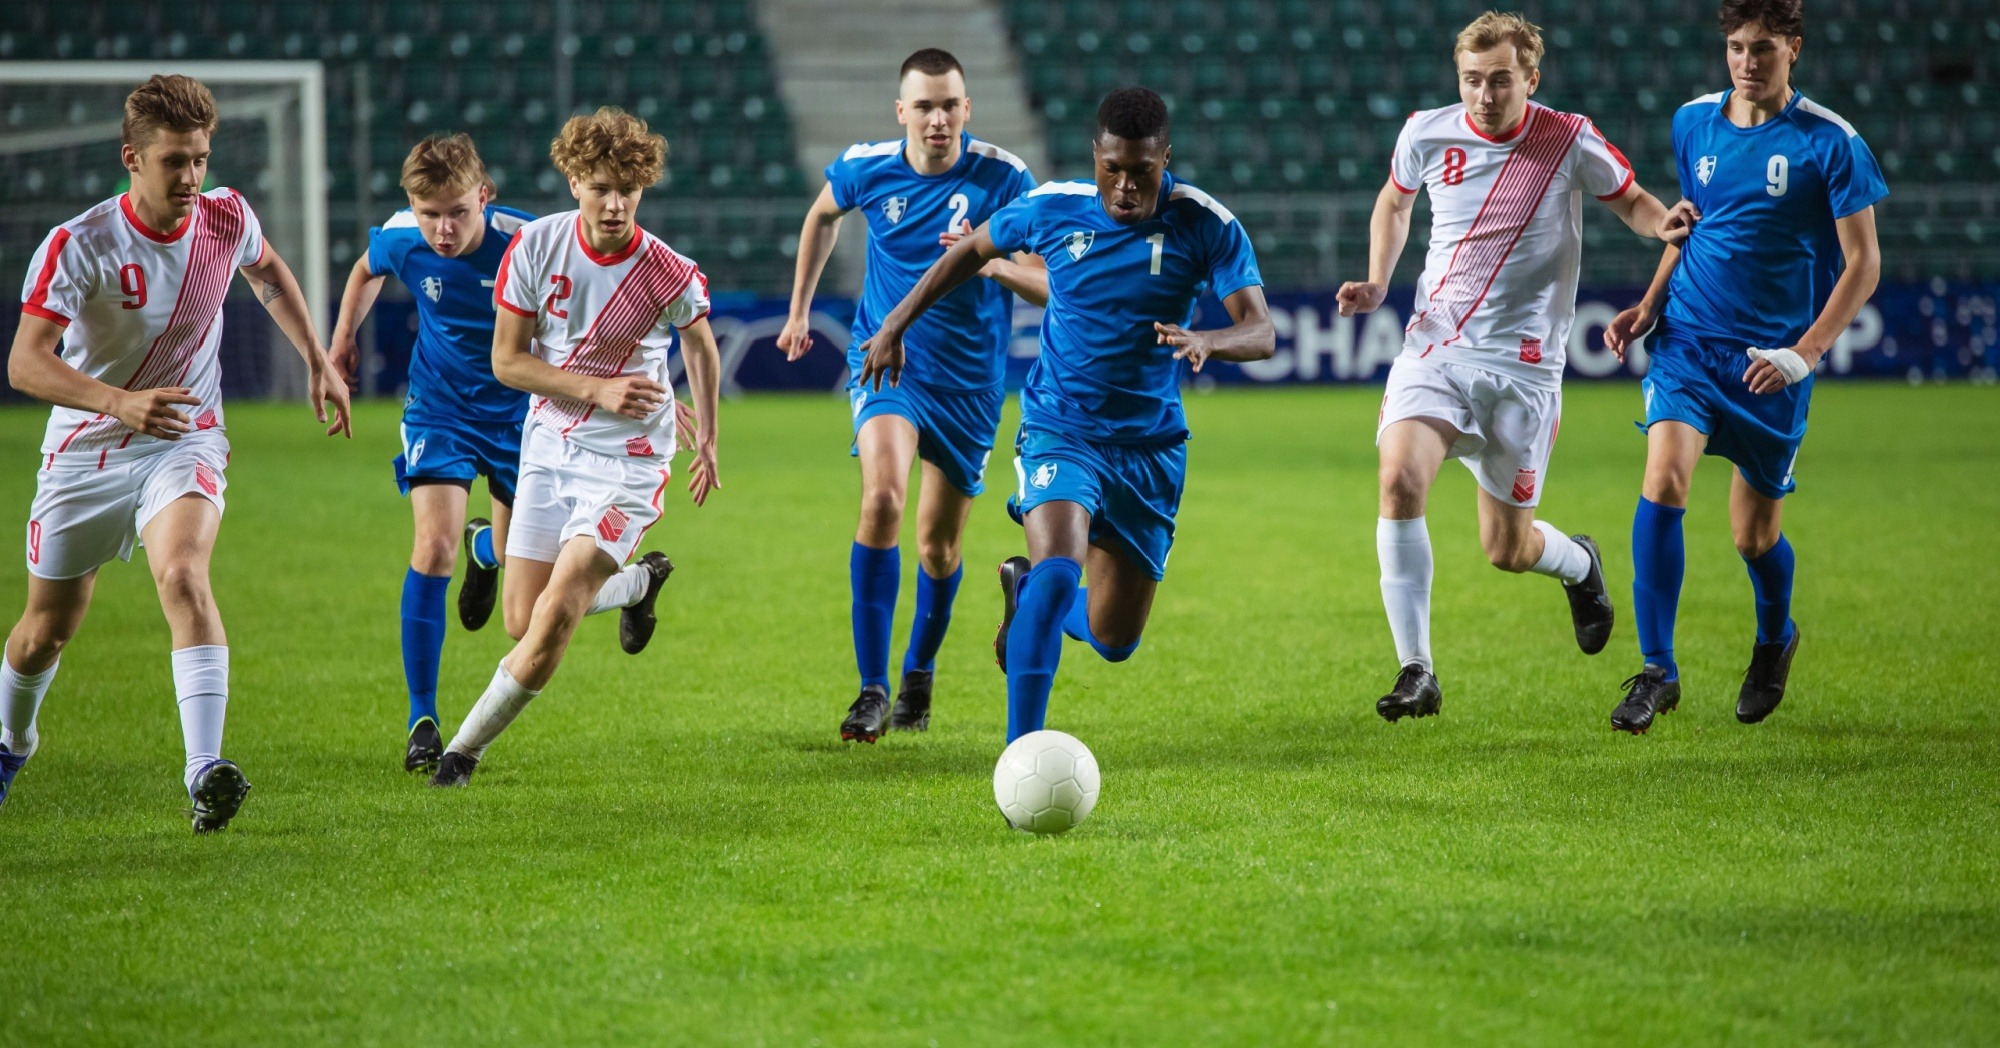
{"left": 494, "top": 229, "right": 538, "bottom": 317}
{"left": 1572, "top": 121, "right": 1637, "bottom": 201}
{"left": 665, "top": 269, "right": 710, "bottom": 330}
{"left": 20, "top": 225, "right": 93, "bottom": 326}
{"left": 230, "top": 192, "right": 267, "bottom": 267}
{"left": 1390, "top": 116, "right": 1424, "bottom": 194}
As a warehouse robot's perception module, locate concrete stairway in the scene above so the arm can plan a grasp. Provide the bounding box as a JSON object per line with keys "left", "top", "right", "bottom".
{"left": 757, "top": 0, "right": 1049, "bottom": 291}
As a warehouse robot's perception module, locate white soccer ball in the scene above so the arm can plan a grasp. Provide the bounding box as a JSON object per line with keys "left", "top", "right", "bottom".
{"left": 993, "top": 730, "right": 1100, "bottom": 835}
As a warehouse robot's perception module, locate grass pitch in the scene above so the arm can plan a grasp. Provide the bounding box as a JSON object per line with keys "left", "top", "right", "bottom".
{"left": 0, "top": 383, "right": 1995, "bottom": 1046}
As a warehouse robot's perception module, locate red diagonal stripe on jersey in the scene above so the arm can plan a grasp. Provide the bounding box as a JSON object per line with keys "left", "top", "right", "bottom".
{"left": 1409, "top": 106, "right": 1585, "bottom": 352}
{"left": 24, "top": 228, "right": 73, "bottom": 324}
{"left": 535, "top": 239, "right": 695, "bottom": 434}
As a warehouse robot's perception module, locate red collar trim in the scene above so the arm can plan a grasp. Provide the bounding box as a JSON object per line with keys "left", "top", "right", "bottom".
{"left": 120, "top": 192, "right": 195, "bottom": 244}
{"left": 1464, "top": 107, "right": 1533, "bottom": 144}
{"left": 575, "top": 216, "right": 643, "bottom": 266}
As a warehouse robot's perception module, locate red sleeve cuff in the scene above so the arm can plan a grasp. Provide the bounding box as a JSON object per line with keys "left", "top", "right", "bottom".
{"left": 1390, "top": 176, "right": 1418, "bottom": 194}
{"left": 20, "top": 303, "right": 70, "bottom": 327}
{"left": 674, "top": 309, "right": 711, "bottom": 331}
{"left": 1596, "top": 169, "right": 1637, "bottom": 201}
{"left": 496, "top": 297, "right": 535, "bottom": 318}
{"left": 249, "top": 237, "right": 268, "bottom": 267}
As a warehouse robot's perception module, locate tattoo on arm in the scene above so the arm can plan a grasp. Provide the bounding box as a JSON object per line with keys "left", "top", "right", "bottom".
{"left": 258, "top": 280, "right": 285, "bottom": 304}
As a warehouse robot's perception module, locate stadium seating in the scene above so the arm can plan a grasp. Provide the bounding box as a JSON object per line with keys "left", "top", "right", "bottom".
{"left": 1001, "top": 0, "right": 1999, "bottom": 284}
{"left": 0, "top": 0, "right": 809, "bottom": 293}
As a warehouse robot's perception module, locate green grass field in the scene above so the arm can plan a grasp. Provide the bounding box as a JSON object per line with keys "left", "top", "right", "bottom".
{"left": 0, "top": 383, "right": 1995, "bottom": 1046}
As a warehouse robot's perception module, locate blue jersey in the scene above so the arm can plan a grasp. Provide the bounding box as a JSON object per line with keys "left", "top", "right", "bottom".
{"left": 368, "top": 204, "right": 537, "bottom": 425}
{"left": 825, "top": 133, "right": 1037, "bottom": 392}
{"left": 987, "top": 173, "right": 1262, "bottom": 445}
{"left": 1663, "top": 91, "right": 1887, "bottom": 348}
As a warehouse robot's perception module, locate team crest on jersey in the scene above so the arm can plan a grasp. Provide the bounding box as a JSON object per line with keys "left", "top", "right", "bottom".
{"left": 1696, "top": 155, "right": 1718, "bottom": 186}
{"left": 1064, "top": 230, "right": 1094, "bottom": 261}
{"left": 883, "top": 197, "right": 908, "bottom": 223}
{"left": 597, "top": 506, "right": 631, "bottom": 543}
{"left": 1512, "top": 468, "right": 1538, "bottom": 504}
{"left": 421, "top": 275, "right": 444, "bottom": 303}
{"left": 1030, "top": 462, "right": 1059, "bottom": 489}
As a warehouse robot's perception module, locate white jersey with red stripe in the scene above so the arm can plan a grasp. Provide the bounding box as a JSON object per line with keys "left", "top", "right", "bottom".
{"left": 1391, "top": 102, "right": 1635, "bottom": 389}
{"left": 20, "top": 189, "right": 265, "bottom": 468}
{"left": 495, "top": 211, "right": 709, "bottom": 461}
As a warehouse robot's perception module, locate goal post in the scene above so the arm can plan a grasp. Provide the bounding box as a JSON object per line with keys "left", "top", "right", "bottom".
{"left": 0, "top": 60, "right": 327, "bottom": 399}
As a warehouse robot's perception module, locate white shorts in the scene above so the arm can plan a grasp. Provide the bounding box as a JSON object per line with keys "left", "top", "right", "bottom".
{"left": 24, "top": 431, "right": 231, "bottom": 580}
{"left": 1377, "top": 355, "right": 1562, "bottom": 508}
{"left": 506, "top": 426, "right": 670, "bottom": 565}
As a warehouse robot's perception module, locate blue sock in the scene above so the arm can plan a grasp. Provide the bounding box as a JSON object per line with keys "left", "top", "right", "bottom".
{"left": 1631, "top": 497, "right": 1686, "bottom": 679}
{"left": 901, "top": 564, "right": 962, "bottom": 674}
{"left": 470, "top": 525, "right": 497, "bottom": 570}
{"left": 400, "top": 568, "right": 451, "bottom": 729}
{"left": 1060, "top": 586, "right": 1139, "bottom": 663}
{"left": 1743, "top": 535, "right": 1796, "bottom": 646}
{"left": 1006, "top": 557, "right": 1082, "bottom": 742}
{"left": 850, "top": 542, "right": 900, "bottom": 689}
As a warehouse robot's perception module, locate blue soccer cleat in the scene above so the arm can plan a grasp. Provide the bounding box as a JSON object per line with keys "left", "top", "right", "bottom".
{"left": 0, "top": 746, "right": 28, "bottom": 809}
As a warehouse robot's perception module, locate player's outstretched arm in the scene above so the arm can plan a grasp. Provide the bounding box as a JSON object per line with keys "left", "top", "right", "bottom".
{"left": 241, "top": 245, "right": 353, "bottom": 437}
{"left": 328, "top": 254, "right": 388, "bottom": 391}
{"left": 678, "top": 317, "right": 723, "bottom": 506}
{"left": 1337, "top": 178, "right": 1416, "bottom": 317}
{"left": 1606, "top": 243, "right": 1682, "bottom": 362}
{"left": 1745, "top": 206, "right": 1881, "bottom": 395}
{"left": 1153, "top": 286, "right": 1275, "bottom": 373}
{"left": 6, "top": 313, "right": 202, "bottom": 439}
{"left": 490, "top": 307, "right": 665, "bottom": 420}
{"left": 779, "top": 184, "right": 849, "bottom": 361}
{"left": 940, "top": 221, "right": 1050, "bottom": 307}
{"left": 858, "top": 223, "right": 1002, "bottom": 390}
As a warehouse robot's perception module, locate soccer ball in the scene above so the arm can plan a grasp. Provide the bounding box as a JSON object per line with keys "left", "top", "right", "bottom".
{"left": 993, "top": 730, "right": 1100, "bottom": 835}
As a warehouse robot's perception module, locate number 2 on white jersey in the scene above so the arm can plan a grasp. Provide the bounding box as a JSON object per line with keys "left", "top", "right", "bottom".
{"left": 945, "top": 193, "right": 970, "bottom": 234}
{"left": 1146, "top": 233, "right": 1164, "bottom": 275}
{"left": 1766, "top": 155, "right": 1788, "bottom": 197}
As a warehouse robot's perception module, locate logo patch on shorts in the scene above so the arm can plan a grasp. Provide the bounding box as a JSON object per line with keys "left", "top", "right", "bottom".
{"left": 409, "top": 437, "right": 426, "bottom": 465}
{"left": 1030, "top": 462, "right": 1058, "bottom": 489}
{"left": 194, "top": 462, "right": 220, "bottom": 496}
{"left": 28, "top": 520, "right": 41, "bottom": 565}
{"left": 597, "top": 506, "right": 631, "bottom": 543}
{"left": 1511, "top": 468, "right": 1537, "bottom": 504}
{"left": 625, "top": 436, "right": 654, "bottom": 457}
{"left": 1519, "top": 337, "right": 1543, "bottom": 364}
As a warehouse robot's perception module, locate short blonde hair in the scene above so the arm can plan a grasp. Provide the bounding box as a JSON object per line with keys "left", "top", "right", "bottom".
{"left": 550, "top": 107, "right": 667, "bottom": 188}
{"left": 122, "top": 74, "right": 218, "bottom": 148}
{"left": 1455, "top": 11, "right": 1545, "bottom": 72}
{"left": 400, "top": 133, "right": 492, "bottom": 200}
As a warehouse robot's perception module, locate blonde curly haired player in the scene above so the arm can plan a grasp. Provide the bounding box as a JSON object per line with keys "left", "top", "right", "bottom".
{"left": 2, "top": 74, "right": 353, "bottom": 830}
{"left": 428, "top": 107, "right": 724, "bottom": 787}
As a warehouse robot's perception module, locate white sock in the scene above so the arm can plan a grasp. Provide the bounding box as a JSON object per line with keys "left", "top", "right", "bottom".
{"left": 586, "top": 563, "right": 650, "bottom": 615}
{"left": 1, "top": 656, "right": 58, "bottom": 758}
{"left": 447, "top": 663, "right": 541, "bottom": 761}
{"left": 1530, "top": 520, "right": 1593, "bottom": 585}
{"left": 1377, "top": 517, "right": 1434, "bottom": 672}
{"left": 171, "top": 645, "right": 228, "bottom": 792}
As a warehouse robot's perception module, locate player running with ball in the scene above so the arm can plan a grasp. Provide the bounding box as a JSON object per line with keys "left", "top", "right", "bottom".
{"left": 429, "top": 107, "right": 721, "bottom": 786}
{"left": 1, "top": 75, "right": 353, "bottom": 829}
{"left": 1338, "top": 12, "right": 1688, "bottom": 723}
{"left": 1603, "top": 0, "right": 1884, "bottom": 733}
{"left": 862, "top": 87, "right": 1274, "bottom": 743}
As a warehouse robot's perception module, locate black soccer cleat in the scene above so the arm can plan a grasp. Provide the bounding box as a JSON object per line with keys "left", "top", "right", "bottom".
{"left": 0, "top": 745, "right": 28, "bottom": 810}
{"left": 619, "top": 552, "right": 675, "bottom": 655}
{"left": 840, "top": 684, "right": 891, "bottom": 743}
{"left": 890, "top": 669, "right": 933, "bottom": 732}
{"left": 1610, "top": 666, "right": 1681, "bottom": 734}
{"left": 404, "top": 717, "right": 444, "bottom": 774}
{"left": 994, "top": 556, "right": 1031, "bottom": 672}
{"left": 1562, "top": 534, "right": 1615, "bottom": 656}
{"left": 458, "top": 517, "right": 500, "bottom": 632}
{"left": 1737, "top": 625, "right": 1800, "bottom": 725}
{"left": 429, "top": 750, "right": 478, "bottom": 787}
{"left": 188, "top": 759, "right": 252, "bottom": 833}
{"left": 1376, "top": 664, "right": 1443, "bottom": 722}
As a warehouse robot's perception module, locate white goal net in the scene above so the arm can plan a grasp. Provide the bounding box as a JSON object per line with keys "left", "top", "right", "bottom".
{"left": 0, "top": 60, "right": 326, "bottom": 399}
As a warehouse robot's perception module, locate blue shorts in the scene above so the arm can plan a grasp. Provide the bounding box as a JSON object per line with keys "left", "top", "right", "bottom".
{"left": 848, "top": 378, "right": 1004, "bottom": 497}
{"left": 393, "top": 417, "right": 523, "bottom": 506}
{"left": 1007, "top": 425, "right": 1186, "bottom": 581}
{"left": 1642, "top": 321, "right": 1810, "bottom": 500}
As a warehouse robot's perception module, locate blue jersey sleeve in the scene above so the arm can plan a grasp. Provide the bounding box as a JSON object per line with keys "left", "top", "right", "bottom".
{"left": 1671, "top": 108, "right": 1695, "bottom": 201}
{"left": 1206, "top": 213, "right": 1263, "bottom": 300}
{"left": 366, "top": 222, "right": 401, "bottom": 280}
{"left": 824, "top": 154, "right": 859, "bottom": 211}
{"left": 987, "top": 194, "right": 1038, "bottom": 256}
{"left": 1822, "top": 129, "right": 1888, "bottom": 219}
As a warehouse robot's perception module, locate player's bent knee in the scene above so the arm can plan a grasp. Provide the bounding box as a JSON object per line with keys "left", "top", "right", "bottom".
{"left": 858, "top": 487, "right": 906, "bottom": 531}
{"left": 152, "top": 562, "right": 214, "bottom": 610}
{"left": 410, "top": 536, "right": 458, "bottom": 576}
{"left": 8, "top": 621, "right": 74, "bottom": 665}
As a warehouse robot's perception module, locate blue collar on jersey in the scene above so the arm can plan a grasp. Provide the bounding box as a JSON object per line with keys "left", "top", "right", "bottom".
{"left": 896, "top": 131, "right": 977, "bottom": 180}
{"left": 1711, "top": 88, "right": 1804, "bottom": 136}
{"left": 1095, "top": 170, "right": 1177, "bottom": 226}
